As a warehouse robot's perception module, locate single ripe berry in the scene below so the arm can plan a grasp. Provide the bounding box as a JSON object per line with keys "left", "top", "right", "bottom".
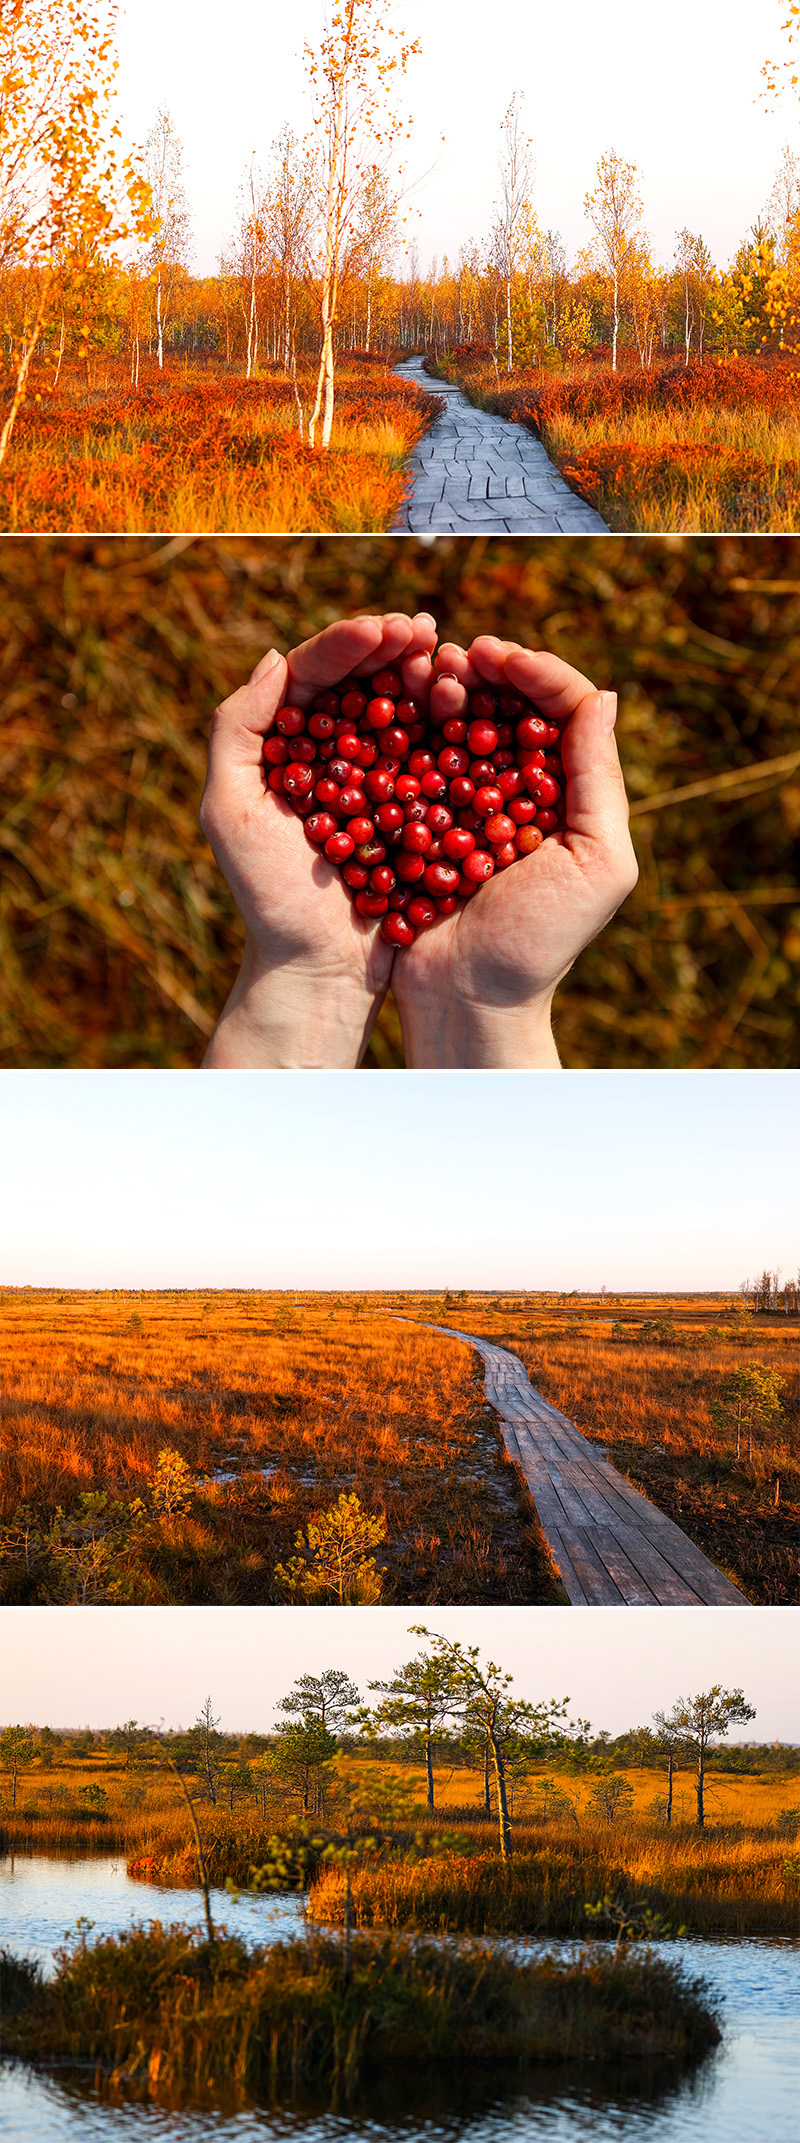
{"left": 438, "top": 746, "right": 470, "bottom": 778}
{"left": 375, "top": 802, "right": 404, "bottom": 835}
{"left": 484, "top": 813, "right": 517, "bottom": 846}
{"left": 363, "top": 769, "right": 395, "bottom": 802}
{"left": 355, "top": 889, "right": 389, "bottom": 917}
{"left": 346, "top": 816, "right": 375, "bottom": 843}
{"left": 283, "top": 762, "right": 315, "bottom": 797}
{"left": 448, "top": 777, "right": 475, "bottom": 808}
{"left": 423, "top": 861, "right": 460, "bottom": 896}
{"left": 276, "top": 706, "right": 306, "bottom": 737}
{"left": 324, "top": 831, "right": 354, "bottom": 863}
{"left": 407, "top": 895, "right": 438, "bottom": 929}
{"left": 308, "top": 711, "right": 336, "bottom": 740}
{"left": 467, "top": 719, "right": 499, "bottom": 755}
{"left": 516, "top": 714, "right": 549, "bottom": 748}
{"left": 263, "top": 735, "right": 288, "bottom": 765}
{"left": 402, "top": 821, "right": 433, "bottom": 854}
{"left": 371, "top": 667, "right": 403, "bottom": 697}
{"left": 366, "top": 697, "right": 395, "bottom": 729}
{"left": 517, "top": 824, "right": 544, "bottom": 855}
{"left": 381, "top": 911, "right": 415, "bottom": 947}
{"left": 442, "top": 827, "right": 475, "bottom": 861}
{"left": 473, "top": 785, "right": 504, "bottom": 818}
{"left": 462, "top": 850, "right": 495, "bottom": 883}
{"left": 304, "top": 812, "right": 338, "bottom": 845}
{"left": 340, "top": 691, "right": 367, "bottom": 721}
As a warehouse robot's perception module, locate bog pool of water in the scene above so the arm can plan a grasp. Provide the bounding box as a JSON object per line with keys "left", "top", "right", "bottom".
{"left": 1, "top": 1852, "right": 796, "bottom": 2143}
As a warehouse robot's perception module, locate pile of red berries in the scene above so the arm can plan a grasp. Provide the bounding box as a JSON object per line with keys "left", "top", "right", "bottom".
{"left": 262, "top": 667, "right": 566, "bottom": 949}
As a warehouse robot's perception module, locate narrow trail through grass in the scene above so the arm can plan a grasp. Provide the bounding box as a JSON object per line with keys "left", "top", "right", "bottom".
{"left": 401, "top": 1319, "right": 747, "bottom": 1606}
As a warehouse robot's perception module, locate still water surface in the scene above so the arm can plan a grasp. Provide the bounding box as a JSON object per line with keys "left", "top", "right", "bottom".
{"left": 1, "top": 1853, "right": 796, "bottom": 2143}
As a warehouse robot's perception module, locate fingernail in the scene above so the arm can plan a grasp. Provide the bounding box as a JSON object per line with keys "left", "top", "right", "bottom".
{"left": 600, "top": 691, "right": 618, "bottom": 734}
{"left": 261, "top": 649, "right": 280, "bottom": 670}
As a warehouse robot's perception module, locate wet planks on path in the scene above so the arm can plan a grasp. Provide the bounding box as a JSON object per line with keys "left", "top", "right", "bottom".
{"left": 392, "top": 358, "right": 609, "bottom": 535}
{"left": 418, "top": 1323, "right": 747, "bottom": 1606}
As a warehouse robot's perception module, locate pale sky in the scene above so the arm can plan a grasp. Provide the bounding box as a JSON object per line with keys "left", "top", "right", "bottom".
{"left": 115, "top": 0, "right": 788, "bottom": 276}
{"left": 2, "top": 1606, "right": 797, "bottom": 1740}
{"left": 0, "top": 1070, "right": 796, "bottom": 1289}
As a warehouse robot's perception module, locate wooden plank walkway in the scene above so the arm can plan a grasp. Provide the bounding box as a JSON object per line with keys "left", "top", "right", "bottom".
{"left": 415, "top": 1322, "right": 747, "bottom": 1606}
{"left": 391, "top": 358, "right": 609, "bottom": 535}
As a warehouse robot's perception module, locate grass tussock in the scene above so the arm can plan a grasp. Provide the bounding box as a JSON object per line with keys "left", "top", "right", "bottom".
{"left": 2, "top": 535, "right": 798, "bottom": 1071}
{"left": 0, "top": 1293, "right": 558, "bottom": 1606}
{"left": 0, "top": 359, "right": 438, "bottom": 534}
{"left": 308, "top": 1819, "right": 796, "bottom": 1939}
{"left": 0, "top": 1923, "right": 721, "bottom": 2104}
{"left": 435, "top": 355, "right": 800, "bottom": 532}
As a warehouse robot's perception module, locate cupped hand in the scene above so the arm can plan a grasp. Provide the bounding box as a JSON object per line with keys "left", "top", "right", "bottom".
{"left": 199, "top": 612, "right": 437, "bottom": 1066}
{"left": 391, "top": 635, "right": 639, "bottom": 1067}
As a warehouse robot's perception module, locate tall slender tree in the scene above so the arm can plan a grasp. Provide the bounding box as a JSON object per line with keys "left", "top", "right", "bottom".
{"left": 304, "top": 0, "right": 419, "bottom": 448}
{"left": 491, "top": 92, "right": 534, "bottom": 372}
{"left": 655, "top": 1687, "right": 756, "bottom": 1829}
{"left": 584, "top": 149, "right": 642, "bottom": 371}
{"left": 144, "top": 107, "right": 191, "bottom": 370}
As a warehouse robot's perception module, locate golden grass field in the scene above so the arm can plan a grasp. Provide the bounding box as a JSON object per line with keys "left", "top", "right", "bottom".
{"left": 1, "top": 536, "right": 798, "bottom": 1071}
{"left": 1, "top": 1289, "right": 796, "bottom": 1606}
{"left": 0, "top": 1292, "right": 558, "bottom": 1606}
{"left": 4, "top": 1749, "right": 796, "bottom": 1939}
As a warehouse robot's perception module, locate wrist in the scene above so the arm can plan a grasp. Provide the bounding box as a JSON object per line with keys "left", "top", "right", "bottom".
{"left": 203, "top": 936, "right": 382, "bottom": 1069}
{"left": 396, "top": 983, "right": 561, "bottom": 1070}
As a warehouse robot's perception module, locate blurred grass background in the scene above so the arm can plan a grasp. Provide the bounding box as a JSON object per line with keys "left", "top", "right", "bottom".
{"left": 1, "top": 533, "right": 798, "bottom": 1069}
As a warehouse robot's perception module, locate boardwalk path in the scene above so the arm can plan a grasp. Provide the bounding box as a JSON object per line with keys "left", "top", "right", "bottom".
{"left": 392, "top": 357, "right": 609, "bottom": 535}
{"left": 407, "top": 1321, "right": 746, "bottom": 1606}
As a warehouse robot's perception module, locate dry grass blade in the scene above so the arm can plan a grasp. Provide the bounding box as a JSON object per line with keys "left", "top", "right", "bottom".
{"left": 629, "top": 751, "right": 800, "bottom": 816}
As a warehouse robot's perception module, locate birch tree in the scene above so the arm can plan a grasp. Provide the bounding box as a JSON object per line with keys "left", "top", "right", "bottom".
{"left": 584, "top": 149, "right": 642, "bottom": 371}
{"left": 266, "top": 126, "right": 310, "bottom": 373}
{"left": 491, "top": 91, "right": 534, "bottom": 371}
{"left": 304, "top": 0, "right": 419, "bottom": 448}
{"left": 0, "top": 0, "right": 152, "bottom": 464}
{"left": 144, "top": 107, "right": 191, "bottom": 370}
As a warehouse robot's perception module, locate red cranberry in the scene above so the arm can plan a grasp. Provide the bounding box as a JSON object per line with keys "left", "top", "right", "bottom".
{"left": 508, "top": 797, "right": 537, "bottom": 825}
{"left": 496, "top": 767, "right": 524, "bottom": 799}
{"left": 283, "top": 762, "right": 315, "bottom": 797}
{"left": 381, "top": 727, "right": 409, "bottom": 758}
{"left": 304, "top": 812, "right": 338, "bottom": 845}
{"left": 366, "top": 697, "right": 395, "bottom": 729}
{"left": 375, "top": 802, "right": 404, "bottom": 835}
{"left": 493, "top": 841, "right": 519, "bottom": 868}
{"left": 448, "top": 777, "right": 475, "bottom": 808}
{"left": 342, "top": 860, "right": 369, "bottom": 888}
{"left": 355, "top": 889, "right": 388, "bottom": 917}
{"left": 395, "top": 850, "right": 427, "bottom": 882}
{"left": 312, "top": 691, "right": 340, "bottom": 718}
{"left": 371, "top": 667, "right": 403, "bottom": 696}
{"left": 536, "top": 808, "right": 559, "bottom": 832}
{"left": 355, "top": 838, "right": 386, "bottom": 865}
{"left": 435, "top": 894, "right": 459, "bottom": 914}
{"left": 328, "top": 757, "right": 354, "bottom": 784}
{"left": 468, "top": 759, "right": 496, "bottom": 785}
{"left": 351, "top": 739, "right": 378, "bottom": 768}
{"left": 363, "top": 769, "right": 395, "bottom": 802}
{"left": 534, "top": 772, "right": 561, "bottom": 805}
{"left": 516, "top": 714, "right": 549, "bottom": 748}
{"left": 263, "top": 735, "right": 288, "bottom": 765}
{"left": 443, "top": 827, "right": 475, "bottom": 860}
{"left": 340, "top": 690, "right": 367, "bottom": 721}
{"left": 407, "top": 895, "right": 438, "bottom": 929}
{"left": 402, "top": 821, "right": 433, "bottom": 855}
{"left": 370, "top": 864, "right": 396, "bottom": 894}
{"left": 442, "top": 718, "right": 468, "bottom": 743}
{"left": 395, "top": 774, "right": 421, "bottom": 802}
{"left": 484, "top": 813, "right": 517, "bottom": 845}
{"left": 470, "top": 690, "right": 496, "bottom": 719}
{"left": 381, "top": 911, "right": 415, "bottom": 947}
{"left": 346, "top": 816, "right": 374, "bottom": 843}
{"left": 308, "top": 711, "right": 336, "bottom": 740}
{"left": 314, "top": 778, "right": 342, "bottom": 808}
{"left": 425, "top": 804, "right": 453, "bottom": 834}
{"left": 267, "top": 766, "right": 286, "bottom": 793}
{"left": 276, "top": 706, "right": 306, "bottom": 736}
{"left": 517, "top": 825, "right": 544, "bottom": 855}
{"left": 473, "top": 785, "right": 504, "bottom": 818}
{"left": 467, "top": 719, "right": 499, "bottom": 754}
{"left": 420, "top": 770, "right": 447, "bottom": 799}
{"left": 462, "top": 850, "right": 495, "bottom": 883}
{"left": 424, "top": 861, "right": 460, "bottom": 896}
{"left": 396, "top": 698, "right": 421, "bottom": 723}
{"left": 335, "top": 730, "right": 361, "bottom": 759}
{"left": 338, "top": 785, "right": 368, "bottom": 814}
{"left": 325, "top": 831, "right": 354, "bottom": 862}
{"left": 408, "top": 749, "right": 435, "bottom": 775}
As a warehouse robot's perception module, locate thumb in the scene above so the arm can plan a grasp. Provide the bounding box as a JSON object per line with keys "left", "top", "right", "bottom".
{"left": 206, "top": 650, "right": 289, "bottom": 788}
{"left": 561, "top": 690, "right": 633, "bottom": 855}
